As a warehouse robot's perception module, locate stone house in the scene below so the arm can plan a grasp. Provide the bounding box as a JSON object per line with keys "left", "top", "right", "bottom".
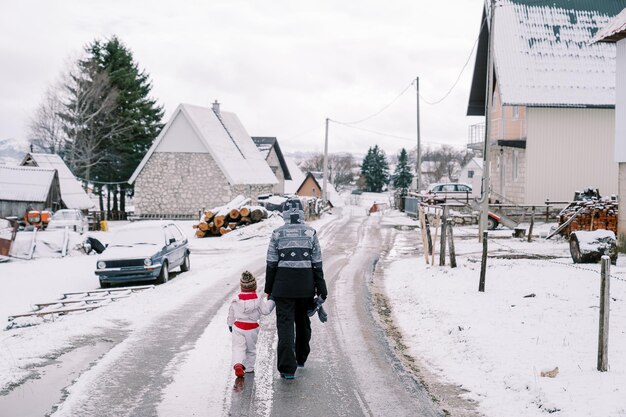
{"left": 251, "top": 137, "right": 291, "bottom": 195}
{"left": 129, "top": 102, "right": 277, "bottom": 217}
{"left": 467, "top": 0, "right": 625, "bottom": 205}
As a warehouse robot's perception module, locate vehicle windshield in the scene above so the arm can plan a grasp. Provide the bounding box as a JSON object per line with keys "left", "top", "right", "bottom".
{"left": 109, "top": 227, "right": 164, "bottom": 247}
{"left": 52, "top": 211, "right": 78, "bottom": 220}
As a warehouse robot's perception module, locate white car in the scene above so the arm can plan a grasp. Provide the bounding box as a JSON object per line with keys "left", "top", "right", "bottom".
{"left": 46, "top": 209, "right": 89, "bottom": 234}
{"left": 422, "top": 183, "right": 473, "bottom": 203}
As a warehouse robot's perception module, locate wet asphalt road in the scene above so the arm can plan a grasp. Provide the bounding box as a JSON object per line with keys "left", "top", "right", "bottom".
{"left": 48, "top": 207, "right": 441, "bottom": 417}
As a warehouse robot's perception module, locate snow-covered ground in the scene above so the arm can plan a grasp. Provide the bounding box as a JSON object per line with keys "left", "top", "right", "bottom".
{"left": 382, "top": 210, "right": 626, "bottom": 417}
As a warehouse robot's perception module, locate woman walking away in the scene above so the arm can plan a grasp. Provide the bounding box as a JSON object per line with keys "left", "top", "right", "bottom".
{"left": 227, "top": 271, "right": 275, "bottom": 378}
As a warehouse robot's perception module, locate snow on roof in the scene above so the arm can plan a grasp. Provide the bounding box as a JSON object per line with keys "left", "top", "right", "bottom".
{"left": 493, "top": 0, "right": 621, "bottom": 107}
{"left": 21, "top": 153, "right": 94, "bottom": 210}
{"left": 283, "top": 157, "right": 306, "bottom": 195}
{"left": 0, "top": 165, "right": 56, "bottom": 202}
{"left": 130, "top": 104, "right": 277, "bottom": 186}
{"left": 595, "top": 7, "right": 626, "bottom": 43}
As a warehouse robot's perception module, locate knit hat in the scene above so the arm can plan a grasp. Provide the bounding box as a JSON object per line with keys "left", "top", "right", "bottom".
{"left": 240, "top": 271, "right": 257, "bottom": 292}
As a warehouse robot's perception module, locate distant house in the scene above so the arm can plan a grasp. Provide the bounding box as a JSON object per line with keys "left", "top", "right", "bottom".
{"left": 458, "top": 158, "right": 483, "bottom": 191}
{"left": 0, "top": 166, "right": 62, "bottom": 218}
{"left": 129, "top": 102, "right": 277, "bottom": 216}
{"left": 251, "top": 137, "right": 291, "bottom": 195}
{"left": 596, "top": 7, "right": 626, "bottom": 244}
{"left": 296, "top": 171, "right": 343, "bottom": 207}
{"left": 21, "top": 153, "right": 94, "bottom": 211}
{"left": 467, "top": 0, "right": 626, "bottom": 204}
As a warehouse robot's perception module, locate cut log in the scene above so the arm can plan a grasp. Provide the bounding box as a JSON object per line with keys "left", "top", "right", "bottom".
{"left": 240, "top": 206, "right": 250, "bottom": 217}
{"left": 219, "top": 227, "right": 230, "bottom": 235}
{"left": 214, "top": 215, "right": 226, "bottom": 228}
{"left": 195, "top": 230, "right": 206, "bottom": 238}
{"left": 239, "top": 216, "right": 251, "bottom": 225}
{"left": 228, "top": 222, "right": 237, "bottom": 230}
{"left": 250, "top": 207, "right": 269, "bottom": 222}
{"left": 198, "top": 222, "right": 209, "bottom": 231}
{"left": 569, "top": 230, "right": 618, "bottom": 265}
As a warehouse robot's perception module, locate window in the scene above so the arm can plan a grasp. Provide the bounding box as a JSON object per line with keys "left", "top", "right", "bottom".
{"left": 457, "top": 185, "right": 470, "bottom": 192}
{"left": 468, "top": 170, "right": 474, "bottom": 179}
{"left": 512, "top": 150, "right": 519, "bottom": 180}
{"left": 442, "top": 185, "right": 455, "bottom": 192}
{"left": 512, "top": 106, "right": 519, "bottom": 120}
{"left": 170, "top": 225, "right": 185, "bottom": 242}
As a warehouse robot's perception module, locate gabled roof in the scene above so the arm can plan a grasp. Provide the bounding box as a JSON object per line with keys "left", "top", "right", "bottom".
{"left": 129, "top": 103, "right": 278, "bottom": 186}
{"left": 596, "top": 7, "right": 626, "bottom": 42}
{"left": 251, "top": 137, "right": 292, "bottom": 180}
{"left": 467, "top": 0, "right": 626, "bottom": 114}
{"left": 0, "top": 165, "right": 57, "bottom": 202}
{"left": 296, "top": 172, "right": 323, "bottom": 195}
{"left": 21, "top": 153, "right": 94, "bottom": 210}
{"left": 283, "top": 157, "right": 306, "bottom": 195}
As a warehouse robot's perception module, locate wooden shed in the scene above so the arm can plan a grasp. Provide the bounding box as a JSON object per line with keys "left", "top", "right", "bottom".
{"left": 0, "top": 166, "right": 62, "bottom": 218}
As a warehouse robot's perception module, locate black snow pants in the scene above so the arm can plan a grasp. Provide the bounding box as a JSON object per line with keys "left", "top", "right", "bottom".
{"left": 274, "top": 297, "right": 313, "bottom": 375}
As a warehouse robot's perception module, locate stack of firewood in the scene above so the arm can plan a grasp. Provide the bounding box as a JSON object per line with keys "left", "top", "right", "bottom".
{"left": 557, "top": 199, "right": 618, "bottom": 237}
{"left": 193, "top": 195, "right": 269, "bottom": 238}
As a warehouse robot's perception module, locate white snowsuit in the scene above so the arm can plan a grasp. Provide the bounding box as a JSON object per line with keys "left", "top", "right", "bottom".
{"left": 227, "top": 292, "right": 275, "bottom": 372}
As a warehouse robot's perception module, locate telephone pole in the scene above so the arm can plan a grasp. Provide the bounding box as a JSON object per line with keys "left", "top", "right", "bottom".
{"left": 416, "top": 76, "right": 422, "bottom": 191}
{"left": 323, "top": 117, "right": 329, "bottom": 202}
{"left": 479, "top": 0, "right": 496, "bottom": 240}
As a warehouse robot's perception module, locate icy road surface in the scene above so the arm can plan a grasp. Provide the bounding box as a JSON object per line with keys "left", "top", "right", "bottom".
{"left": 13, "top": 207, "right": 441, "bottom": 417}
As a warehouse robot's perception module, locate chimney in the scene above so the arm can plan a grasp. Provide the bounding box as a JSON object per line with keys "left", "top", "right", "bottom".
{"left": 212, "top": 100, "right": 221, "bottom": 116}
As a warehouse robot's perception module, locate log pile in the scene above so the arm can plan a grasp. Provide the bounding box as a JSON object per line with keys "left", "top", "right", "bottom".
{"left": 556, "top": 199, "right": 618, "bottom": 238}
{"left": 193, "top": 195, "right": 269, "bottom": 238}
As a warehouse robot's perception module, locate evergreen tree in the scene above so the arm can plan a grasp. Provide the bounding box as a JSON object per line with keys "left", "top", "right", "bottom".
{"left": 88, "top": 36, "right": 164, "bottom": 212}
{"left": 360, "top": 145, "right": 389, "bottom": 192}
{"left": 392, "top": 148, "right": 413, "bottom": 195}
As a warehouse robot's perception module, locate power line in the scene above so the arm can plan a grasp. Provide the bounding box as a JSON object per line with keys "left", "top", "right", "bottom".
{"left": 331, "top": 120, "right": 450, "bottom": 146}
{"left": 335, "top": 80, "right": 415, "bottom": 125}
{"left": 420, "top": 15, "right": 488, "bottom": 106}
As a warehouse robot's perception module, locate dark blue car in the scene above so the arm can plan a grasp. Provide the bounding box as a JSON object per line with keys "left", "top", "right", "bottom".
{"left": 95, "top": 221, "right": 190, "bottom": 288}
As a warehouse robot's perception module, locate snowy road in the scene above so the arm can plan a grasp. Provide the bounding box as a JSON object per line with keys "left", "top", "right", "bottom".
{"left": 14, "top": 207, "right": 441, "bottom": 417}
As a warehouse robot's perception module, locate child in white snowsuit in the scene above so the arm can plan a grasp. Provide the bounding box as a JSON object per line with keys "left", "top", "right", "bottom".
{"left": 227, "top": 271, "right": 275, "bottom": 378}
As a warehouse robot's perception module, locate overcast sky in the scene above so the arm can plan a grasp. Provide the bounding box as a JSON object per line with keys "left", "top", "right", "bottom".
{"left": 0, "top": 0, "right": 485, "bottom": 158}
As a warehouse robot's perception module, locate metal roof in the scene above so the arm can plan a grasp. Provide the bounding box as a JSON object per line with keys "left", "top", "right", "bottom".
{"left": 468, "top": 0, "right": 626, "bottom": 114}
{"left": 0, "top": 166, "right": 57, "bottom": 202}
{"left": 21, "top": 153, "right": 94, "bottom": 210}
{"left": 596, "top": 7, "right": 626, "bottom": 42}
{"left": 251, "top": 137, "right": 292, "bottom": 180}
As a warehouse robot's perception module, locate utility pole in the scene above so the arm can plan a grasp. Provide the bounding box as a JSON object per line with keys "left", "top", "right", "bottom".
{"left": 323, "top": 117, "right": 329, "bottom": 202}
{"left": 416, "top": 76, "right": 422, "bottom": 191}
{"left": 479, "top": 0, "right": 496, "bottom": 241}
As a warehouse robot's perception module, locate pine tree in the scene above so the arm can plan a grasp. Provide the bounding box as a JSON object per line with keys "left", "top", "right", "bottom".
{"left": 88, "top": 36, "right": 164, "bottom": 212}
{"left": 360, "top": 145, "right": 389, "bottom": 192}
{"left": 392, "top": 148, "right": 413, "bottom": 195}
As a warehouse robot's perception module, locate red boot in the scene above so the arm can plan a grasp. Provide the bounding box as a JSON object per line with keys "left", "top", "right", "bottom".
{"left": 234, "top": 363, "right": 245, "bottom": 378}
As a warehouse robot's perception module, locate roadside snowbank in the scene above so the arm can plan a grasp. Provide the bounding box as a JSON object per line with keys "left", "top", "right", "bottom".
{"left": 383, "top": 217, "right": 626, "bottom": 417}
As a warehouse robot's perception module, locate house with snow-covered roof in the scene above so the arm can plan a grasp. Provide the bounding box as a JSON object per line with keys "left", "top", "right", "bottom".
{"left": 129, "top": 102, "right": 277, "bottom": 217}
{"left": 251, "top": 136, "right": 291, "bottom": 195}
{"left": 21, "top": 153, "right": 94, "bottom": 211}
{"left": 596, "top": 7, "right": 626, "bottom": 245}
{"left": 0, "top": 165, "right": 62, "bottom": 218}
{"left": 467, "top": 0, "right": 626, "bottom": 205}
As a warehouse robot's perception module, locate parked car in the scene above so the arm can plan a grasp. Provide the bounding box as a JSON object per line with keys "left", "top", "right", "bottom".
{"left": 46, "top": 209, "right": 89, "bottom": 234}
{"left": 424, "top": 183, "right": 473, "bottom": 202}
{"left": 95, "top": 221, "right": 190, "bottom": 288}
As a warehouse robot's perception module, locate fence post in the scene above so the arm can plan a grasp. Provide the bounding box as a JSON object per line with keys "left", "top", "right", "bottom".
{"left": 418, "top": 205, "right": 429, "bottom": 264}
{"left": 439, "top": 205, "right": 449, "bottom": 266}
{"left": 479, "top": 231, "right": 488, "bottom": 292}
{"left": 598, "top": 255, "right": 610, "bottom": 371}
{"left": 528, "top": 206, "right": 535, "bottom": 243}
{"left": 545, "top": 199, "right": 550, "bottom": 223}
{"left": 447, "top": 219, "right": 457, "bottom": 268}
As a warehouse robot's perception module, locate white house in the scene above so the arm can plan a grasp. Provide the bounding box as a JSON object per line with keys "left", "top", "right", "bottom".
{"left": 596, "top": 7, "right": 626, "bottom": 246}
{"left": 467, "top": 0, "right": 626, "bottom": 205}
{"left": 458, "top": 157, "right": 483, "bottom": 192}
{"left": 251, "top": 137, "right": 291, "bottom": 195}
{"left": 129, "top": 102, "right": 277, "bottom": 217}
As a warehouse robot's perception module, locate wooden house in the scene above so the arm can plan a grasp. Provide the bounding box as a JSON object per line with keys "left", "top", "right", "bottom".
{"left": 596, "top": 7, "right": 626, "bottom": 245}
{"left": 21, "top": 153, "right": 94, "bottom": 211}
{"left": 0, "top": 166, "right": 62, "bottom": 217}
{"left": 129, "top": 102, "right": 277, "bottom": 217}
{"left": 467, "top": 0, "right": 626, "bottom": 205}
{"left": 252, "top": 137, "right": 291, "bottom": 195}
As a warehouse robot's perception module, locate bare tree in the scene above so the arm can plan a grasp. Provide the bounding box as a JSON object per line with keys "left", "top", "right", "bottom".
{"left": 28, "top": 86, "right": 67, "bottom": 154}
{"left": 301, "top": 152, "right": 356, "bottom": 191}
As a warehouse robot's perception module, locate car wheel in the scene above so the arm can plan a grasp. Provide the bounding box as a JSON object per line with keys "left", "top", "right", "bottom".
{"left": 487, "top": 217, "right": 498, "bottom": 230}
{"left": 100, "top": 280, "right": 111, "bottom": 289}
{"left": 180, "top": 253, "right": 190, "bottom": 272}
{"left": 156, "top": 261, "right": 169, "bottom": 284}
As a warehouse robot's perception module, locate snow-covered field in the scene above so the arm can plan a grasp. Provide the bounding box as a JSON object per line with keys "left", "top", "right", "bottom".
{"left": 382, "top": 210, "right": 626, "bottom": 417}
